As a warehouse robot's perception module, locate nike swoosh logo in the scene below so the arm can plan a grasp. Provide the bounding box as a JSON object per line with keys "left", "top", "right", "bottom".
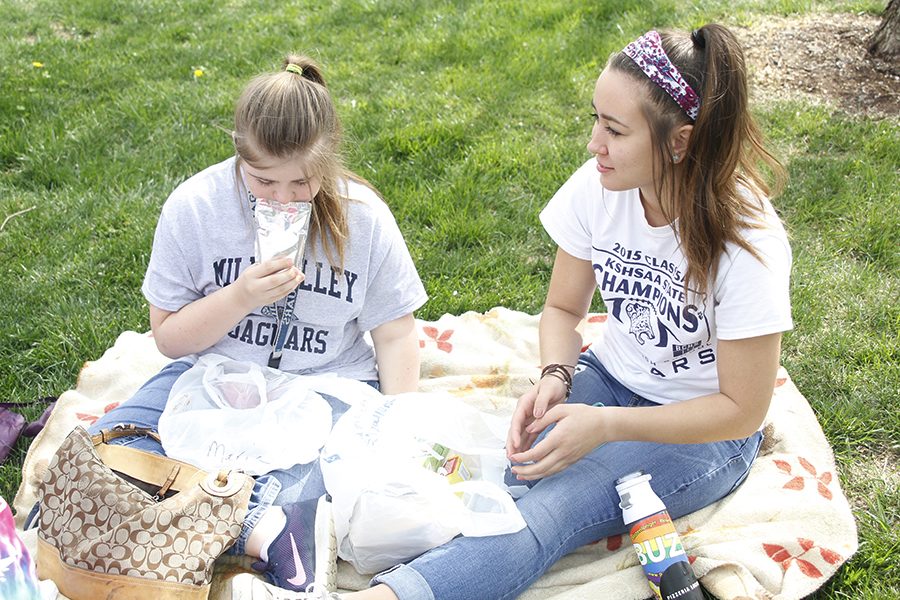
{"left": 286, "top": 532, "right": 308, "bottom": 587}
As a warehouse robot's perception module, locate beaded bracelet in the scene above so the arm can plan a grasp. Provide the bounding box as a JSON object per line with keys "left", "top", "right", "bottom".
{"left": 540, "top": 363, "right": 576, "bottom": 398}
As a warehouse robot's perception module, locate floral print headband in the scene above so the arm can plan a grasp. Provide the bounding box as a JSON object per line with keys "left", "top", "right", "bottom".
{"left": 622, "top": 30, "right": 701, "bottom": 121}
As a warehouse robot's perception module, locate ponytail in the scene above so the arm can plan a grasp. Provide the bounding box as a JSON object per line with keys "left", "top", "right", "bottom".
{"left": 610, "top": 24, "right": 786, "bottom": 297}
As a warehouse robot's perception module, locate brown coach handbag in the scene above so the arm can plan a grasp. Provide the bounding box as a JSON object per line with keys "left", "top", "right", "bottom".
{"left": 36, "top": 425, "right": 253, "bottom": 600}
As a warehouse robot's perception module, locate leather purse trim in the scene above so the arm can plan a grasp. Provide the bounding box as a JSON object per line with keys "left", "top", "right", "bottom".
{"left": 37, "top": 538, "right": 211, "bottom": 600}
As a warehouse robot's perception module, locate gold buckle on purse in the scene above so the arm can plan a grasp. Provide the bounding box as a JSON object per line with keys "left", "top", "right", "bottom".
{"left": 201, "top": 469, "right": 248, "bottom": 498}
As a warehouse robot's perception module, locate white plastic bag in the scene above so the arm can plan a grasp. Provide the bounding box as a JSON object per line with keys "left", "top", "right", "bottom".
{"left": 320, "top": 392, "right": 526, "bottom": 573}
{"left": 159, "top": 354, "right": 334, "bottom": 475}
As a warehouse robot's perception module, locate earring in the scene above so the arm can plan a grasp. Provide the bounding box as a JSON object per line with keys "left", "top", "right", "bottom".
{"left": 672, "top": 153, "right": 680, "bottom": 163}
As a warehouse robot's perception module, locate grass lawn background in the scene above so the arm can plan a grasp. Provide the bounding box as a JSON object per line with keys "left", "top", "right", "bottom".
{"left": 1, "top": 0, "right": 897, "bottom": 598}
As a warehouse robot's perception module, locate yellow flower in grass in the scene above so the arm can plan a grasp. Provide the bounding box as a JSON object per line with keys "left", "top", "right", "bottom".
{"left": 193, "top": 68, "right": 205, "bottom": 79}
{"left": 32, "top": 61, "right": 44, "bottom": 68}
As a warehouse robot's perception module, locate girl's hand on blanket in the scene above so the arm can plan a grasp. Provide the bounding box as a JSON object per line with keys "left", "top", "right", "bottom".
{"left": 508, "top": 403, "right": 604, "bottom": 480}
{"left": 507, "top": 378, "right": 569, "bottom": 457}
{"left": 233, "top": 257, "right": 304, "bottom": 308}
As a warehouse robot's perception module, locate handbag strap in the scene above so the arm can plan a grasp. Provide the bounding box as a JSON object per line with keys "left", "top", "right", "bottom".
{"left": 95, "top": 443, "right": 208, "bottom": 497}
{"left": 91, "top": 424, "right": 162, "bottom": 445}
{"left": 91, "top": 426, "right": 203, "bottom": 496}
{"left": 0, "top": 396, "right": 56, "bottom": 410}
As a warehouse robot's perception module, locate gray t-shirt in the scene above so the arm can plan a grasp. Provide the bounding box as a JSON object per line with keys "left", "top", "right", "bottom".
{"left": 142, "top": 157, "right": 427, "bottom": 380}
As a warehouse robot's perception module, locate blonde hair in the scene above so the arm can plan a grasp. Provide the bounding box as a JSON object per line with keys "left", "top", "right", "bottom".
{"left": 233, "top": 54, "right": 349, "bottom": 268}
{"left": 609, "top": 24, "right": 786, "bottom": 297}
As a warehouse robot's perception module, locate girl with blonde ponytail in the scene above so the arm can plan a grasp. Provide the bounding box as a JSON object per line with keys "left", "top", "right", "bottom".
{"left": 86, "top": 54, "right": 427, "bottom": 598}
{"left": 289, "top": 24, "right": 793, "bottom": 600}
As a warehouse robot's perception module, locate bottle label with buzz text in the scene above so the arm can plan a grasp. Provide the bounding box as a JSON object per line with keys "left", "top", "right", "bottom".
{"left": 629, "top": 510, "right": 701, "bottom": 600}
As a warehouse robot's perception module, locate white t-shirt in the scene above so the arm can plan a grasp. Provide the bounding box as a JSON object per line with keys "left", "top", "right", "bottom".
{"left": 541, "top": 159, "right": 793, "bottom": 404}
{"left": 143, "top": 156, "right": 428, "bottom": 381}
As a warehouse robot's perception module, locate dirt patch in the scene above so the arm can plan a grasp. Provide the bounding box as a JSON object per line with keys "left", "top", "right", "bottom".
{"left": 50, "top": 22, "right": 89, "bottom": 41}
{"left": 840, "top": 446, "right": 900, "bottom": 513}
{"left": 735, "top": 13, "right": 900, "bottom": 118}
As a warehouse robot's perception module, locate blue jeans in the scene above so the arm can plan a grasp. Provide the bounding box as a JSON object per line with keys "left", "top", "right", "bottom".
{"left": 374, "top": 350, "right": 763, "bottom": 600}
{"left": 89, "top": 360, "right": 361, "bottom": 555}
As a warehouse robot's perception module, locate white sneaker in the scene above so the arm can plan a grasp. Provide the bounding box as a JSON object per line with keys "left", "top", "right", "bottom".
{"left": 313, "top": 494, "right": 338, "bottom": 592}
{"left": 226, "top": 573, "right": 342, "bottom": 599}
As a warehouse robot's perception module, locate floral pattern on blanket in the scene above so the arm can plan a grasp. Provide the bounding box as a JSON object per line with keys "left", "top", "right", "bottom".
{"left": 13, "top": 307, "right": 857, "bottom": 600}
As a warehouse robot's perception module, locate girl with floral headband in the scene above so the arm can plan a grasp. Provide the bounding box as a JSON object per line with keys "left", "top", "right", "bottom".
{"left": 229, "top": 23, "right": 792, "bottom": 600}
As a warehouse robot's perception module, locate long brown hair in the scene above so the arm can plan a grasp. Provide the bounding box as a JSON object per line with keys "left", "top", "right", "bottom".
{"left": 232, "top": 54, "right": 350, "bottom": 268}
{"left": 609, "top": 24, "right": 786, "bottom": 297}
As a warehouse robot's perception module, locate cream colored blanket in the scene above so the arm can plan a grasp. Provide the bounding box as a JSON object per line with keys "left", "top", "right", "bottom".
{"left": 14, "top": 308, "right": 857, "bottom": 599}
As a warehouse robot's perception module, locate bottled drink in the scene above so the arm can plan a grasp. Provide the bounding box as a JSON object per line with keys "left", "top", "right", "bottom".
{"left": 615, "top": 471, "right": 704, "bottom": 600}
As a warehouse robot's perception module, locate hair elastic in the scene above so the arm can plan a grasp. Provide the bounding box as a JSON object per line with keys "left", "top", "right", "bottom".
{"left": 690, "top": 28, "right": 706, "bottom": 49}
{"left": 285, "top": 63, "right": 303, "bottom": 76}
{"left": 622, "top": 30, "right": 701, "bottom": 121}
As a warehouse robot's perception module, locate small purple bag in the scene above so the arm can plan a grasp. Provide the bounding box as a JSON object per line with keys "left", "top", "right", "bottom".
{"left": 0, "top": 398, "right": 56, "bottom": 464}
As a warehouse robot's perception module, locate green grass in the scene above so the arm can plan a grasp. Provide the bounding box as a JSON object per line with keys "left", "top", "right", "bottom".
{"left": 1, "top": 0, "right": 897, "bottom": 598}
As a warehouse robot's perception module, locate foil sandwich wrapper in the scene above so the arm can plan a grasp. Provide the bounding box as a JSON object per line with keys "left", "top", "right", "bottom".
{"left": 255, "top": 198, "right": 312, "bottom": 268}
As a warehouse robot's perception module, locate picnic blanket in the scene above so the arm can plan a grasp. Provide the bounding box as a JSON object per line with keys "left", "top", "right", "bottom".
{"left": 13, "top": 308, "right": 858, "bottom": 599}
